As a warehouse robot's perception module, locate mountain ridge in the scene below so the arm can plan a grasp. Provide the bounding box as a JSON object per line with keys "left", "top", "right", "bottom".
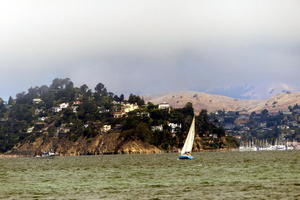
{"left": 144, "top": 91, "right": 300, "bottom": 113}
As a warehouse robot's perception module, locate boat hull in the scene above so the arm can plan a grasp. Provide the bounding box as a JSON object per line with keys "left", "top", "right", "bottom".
{"left": 178, "top": 155, "right": 193, "bottom": 160}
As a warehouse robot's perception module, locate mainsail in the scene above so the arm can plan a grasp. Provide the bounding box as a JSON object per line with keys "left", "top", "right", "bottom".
{"left": 181, "top": 117, "right": 195, "bottom": 155}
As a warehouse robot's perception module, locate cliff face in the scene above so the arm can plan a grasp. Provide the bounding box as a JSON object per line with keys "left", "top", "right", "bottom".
{"left": 11, "top": 132, "right": 162, "bottom": 156}
{"left": 10, "top": 133, "right": 236, "bottom": 156}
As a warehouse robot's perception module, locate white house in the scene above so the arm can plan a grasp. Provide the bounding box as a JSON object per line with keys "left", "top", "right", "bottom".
{"left": 52, "top": 107, "right": 62, "bottom": 113}
{"left": 283, "top": 111, "right": 292, "bottom": 115}
{"left": 278, "top": 125, "right": 290, "bottom": 130}
{"left": 38, "top": 117, "right": 47, "bottom": 121}
{"left": 34, "top": 109, "right": 43, "bottom": 115}
{"left": 158, "top": 102, "right": 170, "bottom": 110}
{"left": 27, "top": 126, "right": 35, "bottom": 133}
{"left": 114, "top": 111, "right": 127, "bottom": 118}
{"left": 151, "top": 125, "right": 163, "bottom": 132}
{"left": 53, "top": 103, "right": 69, "bottom": 113}
{"left": 168, "top": 123, "right": 182, "bottom": 133}
{"left": 123, "top": 103, "right": 139, "bottom": 113}
{"left": 101, "top": 125, "right": 112, "bottom": 133}
{"left": 72, "top": 106, "right": 79, "bottom": 113}
{"left": 59, "top": 103, "right": 69, "bottom": 109}
{"left": 32, "top": 98, "right": 43, "bottom": 104}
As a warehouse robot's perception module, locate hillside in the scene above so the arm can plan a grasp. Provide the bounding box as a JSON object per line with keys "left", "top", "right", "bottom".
{"left": 11, "top": 133, "right": 162, "bottom": 156}
{"left": 248, "top": 92, "right": 300, "bottom": 113}
{"left": 144, "top": 91, "right": 300, "bottom": 113}
{"left": 0, "top": 78, "right": 238, "bottom": 155}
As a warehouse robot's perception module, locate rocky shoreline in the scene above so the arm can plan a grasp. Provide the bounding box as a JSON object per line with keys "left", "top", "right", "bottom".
{"left": 1, "top": 148, "right": 237, "bottom": 158}
{"left": 2, "top": 131, "right": 237, "bottom": 157}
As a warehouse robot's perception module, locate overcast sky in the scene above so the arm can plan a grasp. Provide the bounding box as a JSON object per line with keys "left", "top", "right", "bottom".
{"left": 1, "top": 0, "right": 300, "bottom": 99}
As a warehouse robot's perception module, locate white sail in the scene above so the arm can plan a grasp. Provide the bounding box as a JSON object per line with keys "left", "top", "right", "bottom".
{"left": 181, "top": 117, "right": 195, "bottom": 155}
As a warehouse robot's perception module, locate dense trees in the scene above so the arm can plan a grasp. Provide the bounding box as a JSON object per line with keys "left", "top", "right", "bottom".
{"left": 0, "top": 78, "right": 236, "bottom": 153}
{"left": 0, "top": 78, "right": 122, "bottom": 152}
{"left": 50, "top": 78, "right": 74, "bottom": 90}
{"left": 128, "top": 94, "right": 145, "bottom": 106}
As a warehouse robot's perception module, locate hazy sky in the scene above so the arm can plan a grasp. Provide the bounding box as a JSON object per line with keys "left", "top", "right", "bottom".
{"left": 1, "top": 0, "right": 300, "bottom": 99}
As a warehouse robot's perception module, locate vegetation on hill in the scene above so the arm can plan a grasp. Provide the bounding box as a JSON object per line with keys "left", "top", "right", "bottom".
{"left": 0, "top": 78, "right": 237, "bottom": 154}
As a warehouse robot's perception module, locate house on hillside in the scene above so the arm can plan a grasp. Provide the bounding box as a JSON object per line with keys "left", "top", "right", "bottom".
{"left": 283, "top": 111, "right": 292, "bottom": 116}
{"left": 278, "top": 125, "right": 290, "bottom": 130}
{"left": 34, "top": 109, "right": 43, "bottom": 115}
{"left": 168, "top": 123, "right": 182, "bottom": 133}
{"left": 27, "top": 126, "right": 35, "bottom": 133}
{"left": 114, "top": 111, "right": 127, "bottom": 118}
{"left": 158, "top": 102, "right": 170, "bottom": 110}
{"left": 52, "top": 102, "right": 69, "bottom": 113}
{"left": 52, "top": 107, "right": 61, "bottom": 113}
{"left": 73, "top": 100, "right": 82, "bottom": 105}
{"left": 113, "top": 103, "right": 139, "bottom": 118}
{"left": 123, "top": 103, "right": 139, "bottom": 113}
{"left": 38, "top": 117, "right": 47, "bottom": 122}
{"left": 151, "top": 125, "right": 163, "bottom": 132}
{"left": 72, "top": 106, "right": 79, "bottom": 113}
{"left": 59, "top": 103, "right": 69, "bottom": 109}
{"left": 98, "top": 106, "right": 111, "bottom": 114}
{"left": 32, "top": 98, "right": 43, "bottom": 104}
{"left": 101, "top": 125, "right": 111, "bottom": 133}
{"left": 259, "top": 122, "right": 267, "bottom": 128}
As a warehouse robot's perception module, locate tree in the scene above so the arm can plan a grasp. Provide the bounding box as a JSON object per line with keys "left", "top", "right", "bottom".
{"left": 39, "top": 85, "right": 50, "bottom": 95}
{"left": 50, "top": 78, "right": 73, "bottom": 89}
{"left": 95, "top": 83, "right": 107, "bottom": 96}
{"left": 147, "top": 102, "right": 157, "bottom": 110}
{"left": 261, "top": 109, "right": 269, "bottom": 117}
{"left": 80, "top": 84, "right": 89, "bottom": 94}
{"left": 128, "top": 94, "right": 145, "bottom": 106}
{"left": 9, "top": 104, "right": 33, "bottom": 122}
{"left": 8, "top": 96, "right": 14, "bottom": 105}
{"left": 0, "top": 98, "right": 6, "bottom": 118}
{"left": 113, "top": 95, "right": 120, "bottom": 102}
{"left": 108, "top": 92, "right": 114, "bottom": 99}
{"left": 119, "top": 94, "right": 125, "bottom": 102}
{"left": 65, "top": 81, "right": 74, "bottom": 89}
{"left": 121, "top": 122, "right": 153, "bottom": 143}
{"left": 77, "top": 101, "right": 98, "bottom": 122}
{"left": 182, "top": 102, "right": 194, "bottom": 116}
{"left": 198, "top": 109, "right": 208, "bottom": 123}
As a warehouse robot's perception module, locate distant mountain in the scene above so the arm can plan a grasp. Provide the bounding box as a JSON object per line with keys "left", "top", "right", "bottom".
{"left": 205, "top": 82, "right": 299, "bottom": 100}
{"left": 144, "top": 91, "right": 258, "bottom": 113}
{"left": 144, "top": 91, "right": 300, "bottom": 113}
{"left": 248, "top": 92, "right": 300, "bottom": 113}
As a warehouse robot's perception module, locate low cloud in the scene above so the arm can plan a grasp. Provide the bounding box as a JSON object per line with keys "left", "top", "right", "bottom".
{"left": 0, "top": 0, "right": 300, "bottom": 99}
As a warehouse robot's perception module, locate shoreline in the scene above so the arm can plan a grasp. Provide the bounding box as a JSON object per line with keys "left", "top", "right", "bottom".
{"left": 0, "top": 148, "right": 237, "bottom": 158}
{"left": 2, "top": 149, "right": 299, "bottom": 158}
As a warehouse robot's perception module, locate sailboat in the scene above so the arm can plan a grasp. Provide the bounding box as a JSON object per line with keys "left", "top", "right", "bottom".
{"left": 178, "top": 116, "right": 195, "bottom": 160}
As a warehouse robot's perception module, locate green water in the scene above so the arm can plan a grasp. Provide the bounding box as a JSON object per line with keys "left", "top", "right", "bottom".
{"left": 0, "top": 151, "right": 299, "bottom": 200}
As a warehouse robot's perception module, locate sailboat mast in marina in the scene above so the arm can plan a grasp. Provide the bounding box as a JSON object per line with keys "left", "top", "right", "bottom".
{"left": 179, "top": 116, "right": 195, "bottom": 160}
